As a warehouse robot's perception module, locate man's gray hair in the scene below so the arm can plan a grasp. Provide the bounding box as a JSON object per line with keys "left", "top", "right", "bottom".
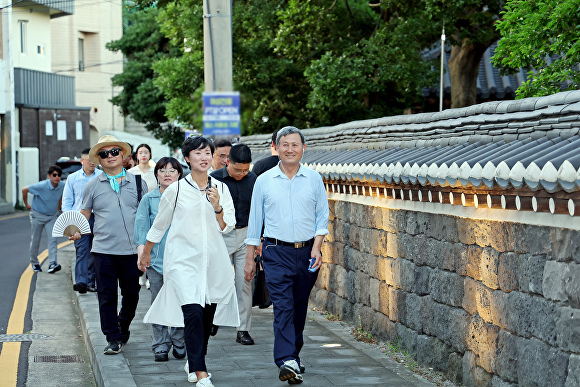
{"left": 276, "top": 126, "right": 305, "bottom": 146}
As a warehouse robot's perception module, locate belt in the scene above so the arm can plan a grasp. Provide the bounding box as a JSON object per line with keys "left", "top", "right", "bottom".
{"left": 234, "top": 225, "right": 247, "bottom": 229}
{"left": 264, "top": 237, "right": 314, "bottom": 249}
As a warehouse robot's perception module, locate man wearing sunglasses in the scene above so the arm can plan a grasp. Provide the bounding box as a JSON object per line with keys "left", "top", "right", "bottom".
{"left": 22, "top": 165, "right": 65, "bottom": 273}
{"left": 70, "top": 135, "right": 148, "bottom": 356}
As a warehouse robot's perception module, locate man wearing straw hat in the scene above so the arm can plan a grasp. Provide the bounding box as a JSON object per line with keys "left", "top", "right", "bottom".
{"left": 70, "top": 135, "right": 148, "bottom": 355}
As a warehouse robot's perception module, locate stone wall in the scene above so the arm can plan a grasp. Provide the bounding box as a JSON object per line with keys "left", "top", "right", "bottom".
{"left": 311, "top": 198, "right": 580, "bottom": 386}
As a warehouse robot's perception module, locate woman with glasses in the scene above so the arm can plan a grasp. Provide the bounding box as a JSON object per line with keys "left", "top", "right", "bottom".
{"left": 138, "top": 136, "right": 239, "bottom": 387}
{"left": 134, "top": 157, "right": 185, "bottom": 363}
{"left": 128, "top": 143, "right": 157, "bottom": 191}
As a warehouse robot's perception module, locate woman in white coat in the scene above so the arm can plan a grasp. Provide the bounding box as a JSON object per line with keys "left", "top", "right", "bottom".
{"left": 138, "top": 136, "right": 239, "bottom": 387}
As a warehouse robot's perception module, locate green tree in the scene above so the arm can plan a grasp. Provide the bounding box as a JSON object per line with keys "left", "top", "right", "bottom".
{"left": 492, "top": 0, "right": 580, "bottom": 98}
{"left": 107, "top": 6, "right": 184, "bottom": 149}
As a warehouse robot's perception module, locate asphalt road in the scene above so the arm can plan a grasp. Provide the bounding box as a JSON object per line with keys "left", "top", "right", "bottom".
{"left": 0, "top": 211, "right": 67, "bottom": 386}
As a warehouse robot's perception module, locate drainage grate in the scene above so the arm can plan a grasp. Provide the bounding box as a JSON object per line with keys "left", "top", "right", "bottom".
{"left": 0, "top": 334, "right": 51, "bottom": 342}
{"left": 34, "top": 355, "right": 85, "bottom": 363}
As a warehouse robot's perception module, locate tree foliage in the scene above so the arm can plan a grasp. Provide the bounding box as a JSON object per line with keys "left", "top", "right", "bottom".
{"left": 106, "top": 7, "right": 184, "bottom": 149}
{"left": 492, "top": 0, "right": 580, "bottom": 98}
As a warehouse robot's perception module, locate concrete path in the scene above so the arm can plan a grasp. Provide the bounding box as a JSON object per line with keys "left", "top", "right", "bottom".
{"left": 65, "top": 247, "right": 434, "bottom": 386}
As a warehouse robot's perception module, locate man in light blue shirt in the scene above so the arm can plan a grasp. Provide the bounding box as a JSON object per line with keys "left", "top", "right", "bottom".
{"left": 22, "top": 165, "right": 65, "bottom": 273}
{"left": 62, "top": 148, "right": 102, "bottom": 293}
{"left": 244, "top": 126, "right": 329, "bottom": 385}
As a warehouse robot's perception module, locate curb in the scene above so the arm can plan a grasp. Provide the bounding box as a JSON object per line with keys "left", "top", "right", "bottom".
{"left": 69, "top": 250, "right": 137, "bottom": 387}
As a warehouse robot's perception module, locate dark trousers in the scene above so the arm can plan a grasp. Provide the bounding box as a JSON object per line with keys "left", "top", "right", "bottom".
{"left": 262, "top": 241, "right": 319, "bottom": 367}
{"left": 74, "top": 214, "right": 95, "bottom": 287}
{"left": 182, "top": 303, "right": 217, "bottom": 373}
{"left": 93, "top": 253, "right": 141, "bottom": 342}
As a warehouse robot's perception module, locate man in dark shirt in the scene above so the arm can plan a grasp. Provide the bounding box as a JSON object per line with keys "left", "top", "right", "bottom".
{"left": 251, "top": 129, "right": 279, "bottom": 176}
{"left": 210, "top": 143, "right": 257, "bottom": 345}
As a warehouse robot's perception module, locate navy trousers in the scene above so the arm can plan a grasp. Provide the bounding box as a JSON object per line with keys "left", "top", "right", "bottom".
{"left": 74, "top": 214, "right": 96, "bottom": 287}
{"left": 262, "top": 240, "right": 319, "bottom": 367}
{"left": 182, "top": 303, "right": 217, "bottom": 373}
{"left": 93, "top": 253, "right": 140, "bottom": 342}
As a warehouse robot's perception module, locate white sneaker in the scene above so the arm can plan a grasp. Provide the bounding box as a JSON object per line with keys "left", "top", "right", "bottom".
{"left": 184, "top": 361, "right": 212, "bottom": 384}
{"left": 196, "top": 375, "right": 214, "bottom": 387}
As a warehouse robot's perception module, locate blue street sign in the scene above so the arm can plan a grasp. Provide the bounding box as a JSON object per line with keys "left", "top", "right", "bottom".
{"left": 202, "top": 92, "right": 241, "bottom": 136}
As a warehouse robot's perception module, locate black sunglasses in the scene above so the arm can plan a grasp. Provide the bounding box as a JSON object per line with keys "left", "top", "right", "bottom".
{"left": 51, "top": 173, "right": 61, "bottom": 177}
{"left": 97, "top": 147, "right": 122, "bottom": 159}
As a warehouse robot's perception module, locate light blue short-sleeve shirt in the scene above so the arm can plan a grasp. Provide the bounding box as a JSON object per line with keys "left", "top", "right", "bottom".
{"left": 28, "top": 179, "right": 65, "bottom": 216}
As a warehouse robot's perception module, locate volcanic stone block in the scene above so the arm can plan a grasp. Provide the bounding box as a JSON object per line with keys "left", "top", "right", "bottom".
{"left": 415, "top": 265, "right": 432, "bottom": 296}
{"left": 475, "top": 283, "right": 508, "bottom": 329}
{"left": 346, "top": 270, "right": 356, "bottom": 304}
{"left": 462, "top": 350, "right": 493, "bottom": 387}
{"left": 395, "top": 258, "right": 416, "bottom": 293}
{"left": 496, "top": 330, "right": 518, "bottom": 383}
{"left": 487, "top": 222, "right": 515, "bottom": 253}
{"left": 517, "top": 336, "right": 569, "bottom": 387}
{"left": 425, "top": 214, "right": 460, "bottom": 243}
{"left": 388, "top": 288, "right": 407, "bottom": 323}
{"left": 432, "top": 302, "right": 469, "bottom": 353}
{"left": 565, "top": 354, "right": 580, "bottom": 387}
{"left": 396, "top": 322, "right": 418, "bottom": 355}
{"left": 417, "top": 335, "right": 437, "bottom": 368}
{"left": 369, "top": 277, "right": 380, "bottom": 311}
{"left": 333, "top": 218, "right": 349, "bottom": 244}
{"left": 543, "top": 260, "right": 570, "bottom": 302}
{"left": 565, "top": 263, "right": 580, "bottom": 308}
{"left": 490, "top": 376, "right": 516, "bottom": 387}
{"left": 463, "top": 277, "right": 478, "bottom": 315}
{"left": 372, "top": 311, "right": 396, "bottom": 342}
{"left": 550, "top": 228, "right": 580, "bottom": 262}
{"left": 316, "top": 263, "right": 330, "bottom": 291}
{"left": 379, "top": 207, "right": 399, "bottom": 234}
{"left": 480, "top": 247, "right": 500, "bottom": 290}
{"left": 429, "top": 269, "right": 464, "bottom": 307}
{"left": 377, "top": 256, "right": 395, "bottom": 285}
{"left": 333, "top": 200, "right": 349, "bottom": 221}
{"left": 557, "top": 306, "right": 580, "bottom": 353}
{"left": 525, "top": 225, "right": 553, "bottom": 255}
{"left": 447, "top": 352, "right": 463, "bottom": 384}
{"left": 330, "top": 264, "right": 347, "bottom": 298}
{"left": 396, "top": 232, "right": 416, "bottom": 260}
{"left": 518, "top": 254, "right": 547, "bottom": 295}
{"left": 466, "top": 313, "right": 500, "bottom": 373}
{"left": 354, "top": 271, "right": 371, "bottom": 306}
{"left": 404, "top": 293, "right": 423, "bottom": 332}
{"left": 438, "top": 241, "right": 461, "bottom": 272}
{"left": 498, "top": 252, "right": 520, "bottom": 292}
{"left": 421, "top": 296, "right": 435, "bottom": 336}
{"left": 457, "top": 244, "right": 483, "bottom": 281}
{"left": 386, "top": 232, "right": 399, "bottom": 259}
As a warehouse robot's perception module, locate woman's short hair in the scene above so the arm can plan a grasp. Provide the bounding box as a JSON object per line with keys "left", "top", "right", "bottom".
{"left": 276, "top": 126, "right": 304, "bottom": 145}
{"left": 182, "top": 136, "right": 215, "bottom": 158}
{"left": 135, "top": 143, "right": 152, "bottom": 159}
{"left": 154, "top": 157, "right": 184, "bottom": 182}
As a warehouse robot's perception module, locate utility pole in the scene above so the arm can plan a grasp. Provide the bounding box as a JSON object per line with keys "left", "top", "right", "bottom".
{"left": 202, "top": 0, "right": 233, "bottom": 93}
{"left": 440, "top": 25, "right": 445, "bottom": 112}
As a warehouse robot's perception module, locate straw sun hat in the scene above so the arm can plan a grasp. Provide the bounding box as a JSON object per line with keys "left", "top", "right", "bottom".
{"left": 88, "top": 135, "right": 132, "bottom": 165}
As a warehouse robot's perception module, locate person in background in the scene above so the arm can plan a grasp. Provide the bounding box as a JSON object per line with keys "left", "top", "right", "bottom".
{"left": 122, "top": 143, "right": 135, "bottom": 170}
{"left": 244, "top": 126, "right": 329, "bottom": 385}
{"left": 71, "top": 135, "right": 148, "bottom": 355}
{"left": 135, "top": 157, "right": 185, "bottom": 362}
{"left": 138, "top": 136, "right": 239, "bottom": 387}
{"left": 128, "top": 143, "right": 157, "bottom": 191}
{"left": 22, "top": 165, "right": 65, "bottom": 273}
{"left": 251, "top": 129, "right": 280, "bottom": 176}
{"left": 211, "top": 144, "right": 257, "bottom": 346}
{"left": 208, "top": 139, "right": 231, "bottom": 173}
{"left": 62, "top": 148, "right": 102, "bottom": 293}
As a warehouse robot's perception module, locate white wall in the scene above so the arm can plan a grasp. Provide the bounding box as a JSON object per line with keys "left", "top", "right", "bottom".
{"left": 12, "top": 10, "right": 51, "bottom": 72}
{"left": 18, "top": 147, "right": 39, "bottom": 204}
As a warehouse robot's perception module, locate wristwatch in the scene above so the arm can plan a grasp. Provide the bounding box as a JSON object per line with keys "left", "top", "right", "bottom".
{"left": 214, "top": 206, "right": 223, "bottom": 214}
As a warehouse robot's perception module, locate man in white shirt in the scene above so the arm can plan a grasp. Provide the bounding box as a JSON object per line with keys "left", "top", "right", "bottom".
{"left": 62, "top": 148, "right": 102, "bottom": 293}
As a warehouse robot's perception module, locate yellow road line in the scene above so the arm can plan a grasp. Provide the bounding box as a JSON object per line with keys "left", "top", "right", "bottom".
{"left": 0, "top": 240, "right": 73, "bottom": 386}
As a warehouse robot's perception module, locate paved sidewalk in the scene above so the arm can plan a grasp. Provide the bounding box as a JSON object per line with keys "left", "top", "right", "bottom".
{"left": 69, "top": 247, "right": 434, "bottom": 386}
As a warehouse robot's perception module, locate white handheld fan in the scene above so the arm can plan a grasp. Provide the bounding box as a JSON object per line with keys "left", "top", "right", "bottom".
{"left": 52, "top": 211, "right": 91, "bottom": 237}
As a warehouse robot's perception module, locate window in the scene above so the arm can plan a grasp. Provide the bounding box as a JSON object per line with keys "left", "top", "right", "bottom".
{"left": 37, "top": 44, "right": 45, "bottom": 55}
{"left": 78, "top": 38, "right": 85, "bottom": 71}
{"left": 18, "top": 21, "right": 27, "bottom": 54}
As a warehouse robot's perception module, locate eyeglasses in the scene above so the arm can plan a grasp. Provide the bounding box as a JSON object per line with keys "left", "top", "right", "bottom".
{"left": 231, "top": 167, "right": 249, "bottom": 175}
{"left": 51, "top": 173, "right": 61, "bottom": 177}
{"left": 159, "top": 169, "right": 178, "bottom": 175}
{"left": 97, "top": 147, "right": 122, "bottom": 159}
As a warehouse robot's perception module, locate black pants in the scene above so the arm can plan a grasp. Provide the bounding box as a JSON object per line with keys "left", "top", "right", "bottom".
{"left": 93, "top": 253, "right": 140, "bottom": 342}
{"left": 182, "top": 303, "right": 217, "bottom": 373}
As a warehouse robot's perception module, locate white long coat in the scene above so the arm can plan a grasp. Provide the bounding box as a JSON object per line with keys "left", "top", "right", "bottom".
{"left": 143, "top": 175, "right": 240, "bottom": 327}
